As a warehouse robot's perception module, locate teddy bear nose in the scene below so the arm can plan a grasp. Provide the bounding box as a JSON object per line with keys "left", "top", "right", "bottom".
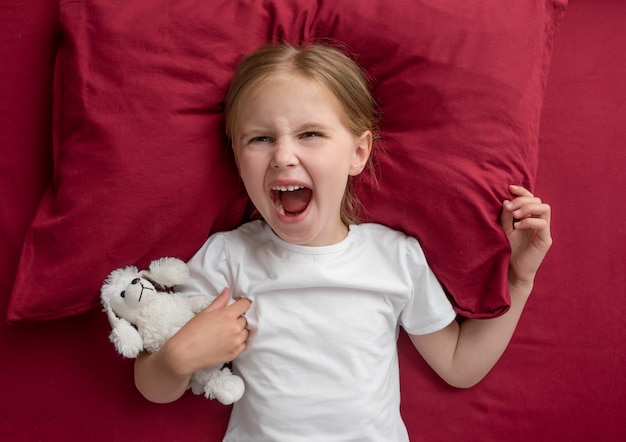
{"left": 131, "top": 278, "right": 140, "bottom": 284}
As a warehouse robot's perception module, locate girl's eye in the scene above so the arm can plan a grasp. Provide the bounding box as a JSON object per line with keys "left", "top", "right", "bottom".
{"left": 250, "top": 136, "right": 272, "bottom": 144}
{"left": 301, "top": 131, "right": 322, "bottom": 139}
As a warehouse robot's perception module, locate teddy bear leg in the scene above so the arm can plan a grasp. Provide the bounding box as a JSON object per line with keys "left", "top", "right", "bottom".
{"left": 203, "top": 367, "right": 245, "bottom": 405}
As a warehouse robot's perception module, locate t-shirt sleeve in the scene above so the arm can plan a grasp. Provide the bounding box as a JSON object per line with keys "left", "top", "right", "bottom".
{"left": 399, "top": 236, "right": 456, "bottom": 335}
{"left": 178, "top": 232, "right": 231, "bottom": 300}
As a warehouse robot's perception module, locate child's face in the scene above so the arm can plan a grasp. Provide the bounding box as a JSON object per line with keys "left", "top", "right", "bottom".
{"left": 232, "top": 74, "right": 372, "bottom": 246}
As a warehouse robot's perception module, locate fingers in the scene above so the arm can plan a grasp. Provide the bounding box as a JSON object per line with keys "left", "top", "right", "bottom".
{"left": 204, "top": 287, "right": 231, "bottom": 312}
{"left": 234, "top": 317, "right": 250, "bottom": 351}
{"left": 190, "top": 289, "right": 250, "bottom": 364}
{"left": 228, "top": 297, "right": 252, "bottom": 316}
{"left": 508, "top": 201, "right": 550, "bottom": 226}
{"left": 204, "top": 288, "right": 251, "bottom": 316}
{"left": 514, "top": 214, "right": 553, "bottom": 249}
{"left": 505, "top": 185, "right": 542, "bottom": 211}
{"left": 502, "top": 184, "right": 553, "bottom": 246}
{"left": 228, "top": 306, "right": 250, "bottom": 361}
{"left": 503, "top": 185, "right": 550, "bottom": 223}
{"left": 204, "top": 287, "right": 250, "bottom": 336}
{"left": 507, "top": 184, "right": 534, "bottom": 198}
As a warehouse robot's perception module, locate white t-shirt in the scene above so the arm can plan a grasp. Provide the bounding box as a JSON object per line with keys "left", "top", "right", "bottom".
{"left": 182, "top": 220, "right": 456, "bottom": 442}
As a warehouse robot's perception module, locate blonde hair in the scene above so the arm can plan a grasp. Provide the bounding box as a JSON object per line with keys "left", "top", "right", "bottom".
{"left": 224, "top": 42, "right": 378, "bottom": 225}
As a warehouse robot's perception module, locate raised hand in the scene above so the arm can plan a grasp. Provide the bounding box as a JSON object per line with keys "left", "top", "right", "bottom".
{"left": 501, "top": 185, "right": 552, "bottom": 286}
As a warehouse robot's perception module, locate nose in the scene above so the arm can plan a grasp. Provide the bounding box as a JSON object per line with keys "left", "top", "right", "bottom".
{"left": 270, "top": 138, "right": 298, "bottom": 169}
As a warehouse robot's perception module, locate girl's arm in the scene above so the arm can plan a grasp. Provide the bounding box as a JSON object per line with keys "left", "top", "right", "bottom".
{"left": 409, "top": 185, "right": 552, "bottom": 388}
{"left": 134, "top": 288, "right": 250, "bottom": 403}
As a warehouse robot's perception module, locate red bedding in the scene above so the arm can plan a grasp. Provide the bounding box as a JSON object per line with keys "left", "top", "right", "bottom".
{"left": 1, "top": 1, "right": 624, "bottom": 440}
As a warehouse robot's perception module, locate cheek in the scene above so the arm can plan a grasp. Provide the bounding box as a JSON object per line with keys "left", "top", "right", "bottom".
{"left": 325, "top": 151, "right": 357, "bottom": 182}
{"left": 235, "top": 154, "right": 265, "bottom": 194}
{"left": 234, "top": 151, "right": 253, "bottom": 177}
{"left": 232, "top": 149, "right": 243, "bottom": 174}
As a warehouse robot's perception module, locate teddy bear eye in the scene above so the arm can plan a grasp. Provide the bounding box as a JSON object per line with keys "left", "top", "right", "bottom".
{"left": 120, "top": 291, "right": 126, "bottom": 298}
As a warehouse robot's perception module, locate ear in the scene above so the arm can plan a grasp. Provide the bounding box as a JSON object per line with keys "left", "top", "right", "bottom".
{"left": 145, "top": 257, "right": 190, "bottom": 287}
{"left": 109, "top": 319, "right": 144, "bottom": 358}
{"left": 101, "top": 292, "right": 143, "bottom": 358}
{"left": 101, "top": 294, "right": 119, "bottom": 329}
{"left": 349, "top": 130, "right": 373, "bottom": 176}
{"left": 101, "top": 281, "right": 122, "bottom": 327}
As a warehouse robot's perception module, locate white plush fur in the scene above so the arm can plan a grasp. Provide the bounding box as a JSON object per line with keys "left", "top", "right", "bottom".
{"left": 100, "top": 257, "right": 245, "bottom": 405}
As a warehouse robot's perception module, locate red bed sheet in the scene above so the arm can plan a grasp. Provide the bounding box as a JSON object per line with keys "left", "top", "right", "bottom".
{"left": 1, "top": 1, "right": 624, "bottom": 441}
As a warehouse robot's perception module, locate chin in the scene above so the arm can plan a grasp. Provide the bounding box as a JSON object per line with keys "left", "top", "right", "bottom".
{"left": 272, "top": 226, "right": 318, "bottom": 246}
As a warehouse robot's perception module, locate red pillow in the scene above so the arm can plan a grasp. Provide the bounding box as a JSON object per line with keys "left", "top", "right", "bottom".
{"left": 0, "top": 0, "right": 58, "bottom": 318}
{"left": 315, "top": 0, "right": 566, "bottom": 317}
{"left": 8, "top": 0, "right": 565, "bottom": 322}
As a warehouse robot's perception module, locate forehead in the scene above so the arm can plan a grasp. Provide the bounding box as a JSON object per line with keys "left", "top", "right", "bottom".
{"left": 249, "top": 72, "right": 331, "bottom": 102}
{"left": 238, "top": 73, "right": 348, "bottom": 125}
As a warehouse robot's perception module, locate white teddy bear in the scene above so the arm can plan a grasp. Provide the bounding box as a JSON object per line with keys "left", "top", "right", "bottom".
{"left": 100, "top": 257, "right": 245, "bottom": 405}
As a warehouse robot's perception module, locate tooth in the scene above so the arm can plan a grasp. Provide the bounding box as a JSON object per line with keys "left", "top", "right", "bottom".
{"left": 272, "top": 185, "right": 306, "bottom": 192}
{"left": 273, "top": 185, "right": 305, "bottom": 191}
{"left": 275, "top": 200, "right": 285, "bottom": 215}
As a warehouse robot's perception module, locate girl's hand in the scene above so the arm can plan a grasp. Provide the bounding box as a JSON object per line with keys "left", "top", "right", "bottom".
{"left": 163, "top": 288, "right": 250, "bottom": 377}
{"left": 134, "top": 288, "right": 250, "bottom": 403}
{"left": 501, "top": 185, "right": 552, "bottom": 286}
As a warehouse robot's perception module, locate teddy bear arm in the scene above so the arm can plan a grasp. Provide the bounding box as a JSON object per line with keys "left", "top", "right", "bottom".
{"left": 187, "top": 295, "right": 212, "bottom": 313}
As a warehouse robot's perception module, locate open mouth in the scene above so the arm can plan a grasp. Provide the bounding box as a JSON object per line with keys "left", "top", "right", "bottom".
{"left": 271, "top": 185, "right": 313, "bottom": 216}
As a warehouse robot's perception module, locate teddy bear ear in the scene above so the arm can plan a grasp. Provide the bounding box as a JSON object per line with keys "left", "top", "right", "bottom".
{"left": 145, "top": 257, "right": 190, "bottom": 287}
{"left": 101, "top": 288, "right": 124, "bottom": 330}
{"left": 109, "top": 319, "right": 143, "bottom": 358}
{"left": 100, "top": 265, "right": 139, "bottom": 319}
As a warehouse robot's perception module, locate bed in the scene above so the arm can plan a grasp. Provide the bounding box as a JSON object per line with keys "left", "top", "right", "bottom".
{"left": 1, "top": 1, "right": 624, "bottom": 440}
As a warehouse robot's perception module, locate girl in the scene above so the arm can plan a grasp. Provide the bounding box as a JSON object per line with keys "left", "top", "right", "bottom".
{"left": 134, "top": 43, "right": 552, "bottom": 441}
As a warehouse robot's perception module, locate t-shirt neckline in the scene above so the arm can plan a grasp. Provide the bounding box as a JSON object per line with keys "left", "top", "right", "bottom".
{"left": 263, "top": 222, "right": 358, "bottom": 255}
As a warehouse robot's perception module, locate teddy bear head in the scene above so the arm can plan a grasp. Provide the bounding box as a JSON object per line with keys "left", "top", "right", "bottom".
{"left": 101, "top": 257, "right": 190, "bottom": 326}
{"left": 102, "top": 267, "right": 158, "bottom": 324}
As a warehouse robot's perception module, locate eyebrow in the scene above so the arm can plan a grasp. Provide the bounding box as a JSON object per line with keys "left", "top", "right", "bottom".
{"left": 238, "top": 122, "right": 335, "bottom": 140}
{"left": 297, "top": 122, "right": 334, "bottom": 132}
